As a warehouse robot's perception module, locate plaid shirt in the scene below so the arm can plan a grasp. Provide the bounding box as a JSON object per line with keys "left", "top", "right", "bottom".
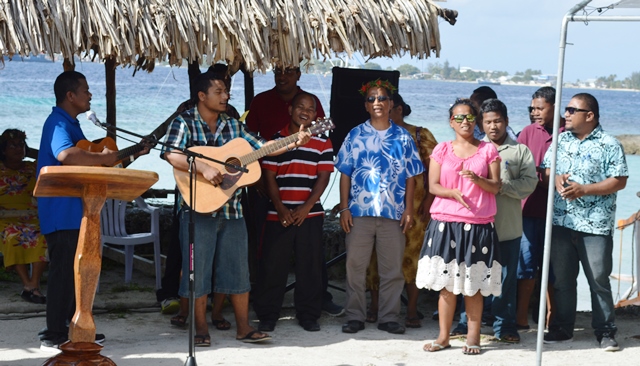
{"left": 161, "top": 107, "right": 265, "bottom": 219}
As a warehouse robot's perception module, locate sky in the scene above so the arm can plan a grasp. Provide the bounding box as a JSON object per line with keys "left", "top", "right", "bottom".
{"left": 369, "top": 0, "right": 640, "bottom": 82}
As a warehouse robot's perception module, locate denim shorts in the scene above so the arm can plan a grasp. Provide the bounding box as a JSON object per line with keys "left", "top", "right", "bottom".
{"left": 178, "top": 210, "right": 250, "bottom": 298}
{"left": 518, "top": 217, "right": 544, "bottom": 279}
{"left": 517, "top": 216, "right": 556, "bottom": 282}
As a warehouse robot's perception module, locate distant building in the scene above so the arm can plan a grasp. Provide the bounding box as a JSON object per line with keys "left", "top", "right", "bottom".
{"left": 533, "top": 74, "right": 557, "bottom": 84}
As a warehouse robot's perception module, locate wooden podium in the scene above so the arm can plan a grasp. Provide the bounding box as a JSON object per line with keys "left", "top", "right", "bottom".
{"left": 34, "top": 166, "right": 159, "bottom": 366}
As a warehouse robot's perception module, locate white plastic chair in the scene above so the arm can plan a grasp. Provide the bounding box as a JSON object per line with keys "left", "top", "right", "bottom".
{"left": 100, "top": 197, "right": 162, "bottom": 289}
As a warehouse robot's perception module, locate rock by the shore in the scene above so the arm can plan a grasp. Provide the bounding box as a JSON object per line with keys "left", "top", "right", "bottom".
{"left": 617, "top": 134, "right": 640, "bottom": 155}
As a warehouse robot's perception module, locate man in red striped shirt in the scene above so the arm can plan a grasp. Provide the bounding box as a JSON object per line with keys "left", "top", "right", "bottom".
{"left": 252, "top": 92, "right": 334, "bottom": 332}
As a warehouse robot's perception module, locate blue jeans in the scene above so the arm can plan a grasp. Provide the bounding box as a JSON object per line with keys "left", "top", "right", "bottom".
{"left": 549, "top": 225, "right": 617, "bottom": 337}
{"left": 518, "top": 217, "right": 545, "bottom": 280}
{"left": 492, "top": 237, "right": 521, "bottom": 338}
{"left": 178, "top": 210, "right": 250, "bottom": 298}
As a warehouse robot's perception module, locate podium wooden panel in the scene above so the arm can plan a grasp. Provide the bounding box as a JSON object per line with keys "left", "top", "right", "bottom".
{"left": 34, "top": 166, "right": 158, "bottom": 366}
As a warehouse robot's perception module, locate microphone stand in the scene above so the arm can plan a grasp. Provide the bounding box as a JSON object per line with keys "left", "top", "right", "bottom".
{"left": 93, "top": 119, "right": 247, "bottom": 366}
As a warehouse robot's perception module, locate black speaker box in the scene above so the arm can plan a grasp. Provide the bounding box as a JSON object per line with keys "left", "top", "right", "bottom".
{"left": 329, "top": 67, "right": 400, "bottom": 155}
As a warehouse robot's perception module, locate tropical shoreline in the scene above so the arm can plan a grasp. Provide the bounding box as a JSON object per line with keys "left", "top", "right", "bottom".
{"left": 617, "top": 135, "right": 640, "bottom": 155}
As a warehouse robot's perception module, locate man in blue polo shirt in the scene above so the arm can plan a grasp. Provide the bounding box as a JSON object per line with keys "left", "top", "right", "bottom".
{"left": 542, "top": 93, "right": 628, "bottom": 352}
{"left": 37, "top": 71, "right": 120, "bottom": 352}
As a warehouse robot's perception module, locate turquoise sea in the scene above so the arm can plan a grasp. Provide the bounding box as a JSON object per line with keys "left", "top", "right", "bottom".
{"left": 1, "top": 60, "right": 639, "bottom": 310}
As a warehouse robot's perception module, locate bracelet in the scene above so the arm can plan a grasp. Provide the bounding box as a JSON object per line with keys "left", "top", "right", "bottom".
{"left": 286, "top": 143, "right": 292, "bottom": 152}
{"left": 129, "top": 155, "right": 135, "bottom": 163}
{"left": 337, "top": 207, "right": 350, "bottom": 215}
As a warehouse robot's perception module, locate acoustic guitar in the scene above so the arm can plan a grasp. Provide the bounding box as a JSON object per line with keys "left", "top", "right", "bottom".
{"left": 76, "top": 137, "right": 146, "bottom": 168}
{"left": 174, "top": 117, "right": 335, "bottom": 213}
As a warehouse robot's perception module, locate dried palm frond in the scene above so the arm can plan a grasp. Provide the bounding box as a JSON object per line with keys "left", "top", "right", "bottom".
{"left": 0, "top": 0, "right": 455, "bottom": 72}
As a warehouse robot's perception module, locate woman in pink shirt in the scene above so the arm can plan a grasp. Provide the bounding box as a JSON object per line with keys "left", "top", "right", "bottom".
{"left": 416, "top": 98, "right": 502, "bottom": 355}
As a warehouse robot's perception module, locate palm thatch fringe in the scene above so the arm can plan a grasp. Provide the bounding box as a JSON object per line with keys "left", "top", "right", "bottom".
{"left": 0, "top": 0, "right": 453, "bottom": 73}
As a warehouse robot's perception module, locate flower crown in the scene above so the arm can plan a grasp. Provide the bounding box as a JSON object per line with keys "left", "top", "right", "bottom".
{"left": 359, "top": 79, "right": 397, "bottom": 96}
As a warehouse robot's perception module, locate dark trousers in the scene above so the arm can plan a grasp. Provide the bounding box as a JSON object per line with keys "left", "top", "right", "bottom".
{"left": 155, "top": 210, "right": 181, "bottom": 302}
{"left": 40, "top": 230, "right": 79, "bottom": 341}
{"left": 253, "top": 216, "right": 324, "bottom": 322}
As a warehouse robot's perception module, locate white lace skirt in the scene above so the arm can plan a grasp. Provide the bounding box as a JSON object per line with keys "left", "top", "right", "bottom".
{"left": 416, "top": 219, "right": 502, "bottom": 297}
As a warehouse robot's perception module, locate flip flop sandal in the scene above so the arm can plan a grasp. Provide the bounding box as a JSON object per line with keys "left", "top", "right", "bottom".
{"left": 171, "top": 315, "right": 187, "bottom": 328}
{"left": 212, "top": 318, "right": 231, "bottom": 331}
{"left": 405, "top": 316, "right": 422, "bottom": 328}
{"left": 497, "top": 334, "right": 520, "bottom": 343}
{"left": 462, "top": 344, "right": 482, "bottom": 355}
{"left": 423, "top": 341, "right": 451, "bottom": 352}
{"left": 236, "top": 330, "right": 272, "bottom": 343}
{"left": 365, "top": 310, "right": 378, "bottom": 323}
{"left": 194, "top": 334, "right": 211, "bottom": 347}
{"left": 21, "top": 288, "right": 46, "bottom": 304}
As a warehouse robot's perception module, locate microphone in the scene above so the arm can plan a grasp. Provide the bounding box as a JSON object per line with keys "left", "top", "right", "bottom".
{"left": 86, "top": 111, "right": 107, "bottom": 127}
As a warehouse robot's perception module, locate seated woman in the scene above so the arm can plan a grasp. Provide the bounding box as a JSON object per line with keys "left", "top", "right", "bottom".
{"left": 0, "top": 129, "right": 48, "bottom": 304}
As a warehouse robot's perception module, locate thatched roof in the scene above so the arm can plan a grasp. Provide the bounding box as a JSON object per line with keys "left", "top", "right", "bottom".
{"left": 0, "top": 0, "right": 456, "bottom": 73}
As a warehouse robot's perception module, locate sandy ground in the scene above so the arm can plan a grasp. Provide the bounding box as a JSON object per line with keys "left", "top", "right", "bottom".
{"left": 1, "top": 259, "right": 640, "bottom": 366}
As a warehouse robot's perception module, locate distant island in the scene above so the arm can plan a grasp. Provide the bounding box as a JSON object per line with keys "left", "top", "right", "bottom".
{"left": 305, "top": 59, "right": 640, "bottom": 91}
{"left": 617, "top": 135, "right": 640, "bottom": 155}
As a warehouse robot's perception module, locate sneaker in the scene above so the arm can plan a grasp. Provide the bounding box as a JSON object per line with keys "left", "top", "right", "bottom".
{"left": 543, "top": 329, "right": 573, "bottom": 344}
{"left": 160, "top": 298, "right": 180, "bottom": 314}
{"left": 40, "top": 334, "right": 105, "bottom": 352}
{"left": 299, "top": 320, "right": 321, "bottom": 332}
{"left": 258, "top": 320, "right": 276, "bottom": 332}
{"left": 40, "top": 338, "right": 67, "bottom": 353}
{"left": 598, "top": 333, "right": 619, "bottom": 352}
{"left": 322, "top": 300, "right": 345, "bottom": 317}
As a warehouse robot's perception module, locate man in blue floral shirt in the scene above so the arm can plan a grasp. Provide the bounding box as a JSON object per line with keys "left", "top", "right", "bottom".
{"left": 335, "top": 80, "right": 424, "bottom": 335}
{"left": 541, "top": 93, "right": 628, "bottom": 351}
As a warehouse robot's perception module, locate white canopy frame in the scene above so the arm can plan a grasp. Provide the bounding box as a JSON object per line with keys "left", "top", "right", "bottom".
{"left": 537, "top": 1, "right": 640, "bottom": 364}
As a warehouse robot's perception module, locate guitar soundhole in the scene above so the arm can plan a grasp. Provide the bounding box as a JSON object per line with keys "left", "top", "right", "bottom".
{"left": 221, "top": 158, "right": 243, "bottom": 189}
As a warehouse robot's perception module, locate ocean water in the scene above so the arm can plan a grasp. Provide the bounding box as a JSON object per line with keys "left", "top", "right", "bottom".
{"left": 1, "top": 60, "right": 639, "bottom": 310}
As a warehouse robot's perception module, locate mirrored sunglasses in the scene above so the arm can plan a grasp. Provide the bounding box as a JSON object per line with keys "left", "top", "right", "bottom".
{"left": 452, "top": 114, "right": 476, "bottom": 123}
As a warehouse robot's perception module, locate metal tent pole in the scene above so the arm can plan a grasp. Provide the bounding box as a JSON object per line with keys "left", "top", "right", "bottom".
{"left": 536, "top": 1, "right": 592, "bottom": 365}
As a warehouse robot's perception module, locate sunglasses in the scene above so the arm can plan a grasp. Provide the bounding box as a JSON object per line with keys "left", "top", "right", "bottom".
{"left": 451, "top": 114, "right": 476, "bottom": 123}
{"left": 274, "top": 68, "right": 299, "bottom": 75}
{"left": 565, "top": 107, "right": 590, "bottom": 115}
{"left": 528, "top": 106, "right": 535, "bottom": 113}
{"left": 366, "top": 95, "right": 390, "bottom": 103}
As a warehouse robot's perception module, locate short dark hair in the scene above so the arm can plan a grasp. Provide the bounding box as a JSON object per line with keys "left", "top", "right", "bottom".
{"left": 532, "top": 86, "right": 556, "bottom": 104}
{"left": 54, "top": 71, "right": 86, "bottom": 105}
{"left": 449, "top": 98, "right": 477, "bottom": 118}
{"left": 391, "top": 93, "right": 412, "bottom": 117}
{"left": 572, "top": 92, "right": 600, "bottom": 121}
{"left": 471, "top": 86, "right": 497, "bottom": 101}
{"left": 480, "top": 98, "right": 508, "bottom": 120}
{"left": 0, "top": 128, "right": 28, "bottom": 162}
{"left": 291, "top": 92, "right": 317, "bottom": 110}
{"left": 193, "top": 71, "right": 226, "bottom": 101}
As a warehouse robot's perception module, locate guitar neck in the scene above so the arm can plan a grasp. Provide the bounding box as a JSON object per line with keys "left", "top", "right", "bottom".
{"left": 116, "top": 144, "right": 145, "bottom": 162}
{"left": 240, "top": 133, "right": 300, "bottom": 165}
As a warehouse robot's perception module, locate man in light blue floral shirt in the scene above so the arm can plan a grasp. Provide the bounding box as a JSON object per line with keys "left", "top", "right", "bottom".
{"left": 335, "top": 80, "right": 424, "bottom": 335}
{"left": 541, "top": 93, "right": 628, "bottom": 351}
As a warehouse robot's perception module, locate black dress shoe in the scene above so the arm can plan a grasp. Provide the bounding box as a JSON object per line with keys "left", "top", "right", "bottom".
{"left": 377, "top": 322, "right": 405, "bottom": 334}
{"left": 341, "top": 320, "right": 365, "bottom": 333}
{"left": 299, "top": 320, "right": 320, "bottom": 332}
{"left": 258, "top": 320, "right": 276, "bottom": 332}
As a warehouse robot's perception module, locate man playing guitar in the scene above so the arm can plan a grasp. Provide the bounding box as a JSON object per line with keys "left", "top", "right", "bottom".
{"left": 160, "top": 71, "right": 310, "bottom": 346}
